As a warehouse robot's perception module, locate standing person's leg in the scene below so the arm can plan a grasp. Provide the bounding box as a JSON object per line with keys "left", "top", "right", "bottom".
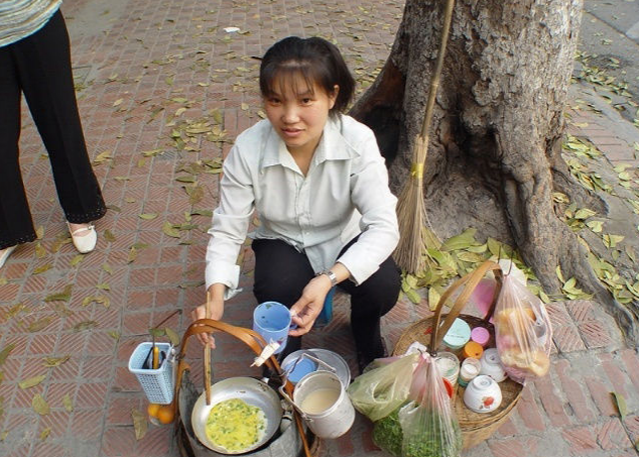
{"left": 0, "top": 46, "right": 37, "bottom": 251}
{"left": 10, "top": 11, "right": 106, "bottom": 225}
{"left": 338, "top": 248, "right": 401, "bottom": 371}
{"left": 252, "top": 238, "right": 316, "bottom": 356}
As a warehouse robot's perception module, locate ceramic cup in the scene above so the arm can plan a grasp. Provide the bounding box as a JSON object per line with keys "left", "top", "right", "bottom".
{"left": 253, "top": 301, "right": 296, "bottom": 355}
{"left": 479, "top": 348, "right": 507, "bottom": 382}
{"left": 458, "top": 357, "right": 481, "bottom": 387}
{"left": 463, "top": 374, "right": 502, "bottom": 414}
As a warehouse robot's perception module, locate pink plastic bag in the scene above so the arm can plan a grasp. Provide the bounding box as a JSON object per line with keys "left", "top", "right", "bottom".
{"left": 397, "top": 353, "right": 462, "bottom": 457}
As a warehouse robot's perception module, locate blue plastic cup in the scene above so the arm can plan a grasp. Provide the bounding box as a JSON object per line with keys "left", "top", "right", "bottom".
{"left": 253, "top": 301, "right": 295, "bottom": 354}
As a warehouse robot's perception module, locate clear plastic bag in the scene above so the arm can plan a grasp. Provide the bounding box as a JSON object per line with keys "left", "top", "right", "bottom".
{"left": 373, "top": 353, "right": 461, "bottom": 457}
{"left": 347, "top": 352, "right": 418, "bottom": 422}
{"left": 398, "top": 354, "right": 462, "bottom": 457}
{"left": 494, "top": 273, "right": 553, "bottom": 383}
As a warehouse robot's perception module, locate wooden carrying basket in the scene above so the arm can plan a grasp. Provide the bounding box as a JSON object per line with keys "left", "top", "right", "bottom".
{"left": 172, "top": 320, "right": 319, "bottom": 457}
{"left": 393, "top": 260, "right": 524, "bottom": 449}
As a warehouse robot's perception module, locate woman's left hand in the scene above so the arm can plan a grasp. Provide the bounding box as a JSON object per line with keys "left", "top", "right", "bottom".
{"left": 289, "top": 274, "right": 333, "bottom": 336}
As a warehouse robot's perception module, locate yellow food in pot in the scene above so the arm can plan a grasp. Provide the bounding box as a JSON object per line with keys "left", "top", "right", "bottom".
{"left": 205, "top": 398, "right": 267, "bottom": 452}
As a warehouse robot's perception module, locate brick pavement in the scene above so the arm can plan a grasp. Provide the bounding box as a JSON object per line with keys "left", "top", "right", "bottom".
{"left": 1, "top": 0, "right": 639, "bottom": 456}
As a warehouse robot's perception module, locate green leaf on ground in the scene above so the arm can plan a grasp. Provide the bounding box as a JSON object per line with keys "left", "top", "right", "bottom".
{"left": 428, "top": 287, "right": 441, "bottom": 311}
{"left": 586, "top": 220, "right": 603, "bottom": 233}
{"left": 35, "top": 243, "right": 47, "bottom": 258}
{"left": 44, "top": 285, "right": 73, "bottom": 303}
{"left": 19, "top": 374, "right": 46, "bottom": 389}
{"left": 27, "top": 317, "right": 54, "bottom": 333}
{"left": 63, "top": 393, "right": 73, "bottom": 412}
{"left": 0, "top": 344, "right": 16, "bottom": 367}
{"left": 162, "top": 221, "right": 181, "bottom": 238}
{"left": 103, "top": 229, "right": 116, "bottom": 242}
{"left": 611, "top": 392, "right": 627, "bottom": 418}
{"left": 72, "top": 321, "right": 98, "bottom": 332}
{"left": 40, "top": 427, "right": 51, "bottom": 441}
{"left": 82, "top": 295, "right": 110, "bottom": 308}
{"left": 405, "top": 288, "right": 421, "bottom": 304}
{"left": 70, "top": 255, "right": 84, "bottom": 267}
{"left": 32, "top": 394, "right": 50, "bottom": 415}
{"left": 127, "top": 246, "right": 137, "bottom": 264}
{"left": 132, "top": 408, "right": 147, "bottom": 440}
{"left": 43, "top": 355, "right": 70, "bottom": 367}
{"left": 33, "top": 264, "right": 53, "bottom": 275}
{"left": 102, "top": 263, "right": 113, "bottom": 274}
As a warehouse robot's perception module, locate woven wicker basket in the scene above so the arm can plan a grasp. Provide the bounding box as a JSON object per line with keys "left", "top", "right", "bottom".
{"left": 393, "top": 260, "right": 523, "bottom": 449}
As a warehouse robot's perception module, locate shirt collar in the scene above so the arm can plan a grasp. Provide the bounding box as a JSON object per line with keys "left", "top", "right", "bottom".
{"left": 260, "top": 115, "right": 359, "bottom": 172}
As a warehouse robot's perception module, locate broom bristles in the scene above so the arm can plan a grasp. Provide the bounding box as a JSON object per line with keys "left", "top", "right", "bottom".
{"left": 394, "top": 175, "right": 427, "bottom": 274}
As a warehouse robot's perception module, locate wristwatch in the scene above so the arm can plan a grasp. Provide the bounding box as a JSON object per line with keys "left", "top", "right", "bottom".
{"left": 319, "top": 269, "right": 338, "bottom": 287}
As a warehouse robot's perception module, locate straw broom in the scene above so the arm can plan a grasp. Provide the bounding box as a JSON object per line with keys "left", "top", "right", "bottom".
{"left": 394, "top": 0, "right": 456, "bottom": 274}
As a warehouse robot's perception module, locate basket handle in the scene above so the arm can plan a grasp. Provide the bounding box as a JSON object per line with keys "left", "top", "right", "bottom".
{"left": 173, "top": 319, "right": 313, "bottom": 457}
{"left": 429, "top": 260, "right": 503, "bottom": 352}
{"left": 174, "top": 319, "right": 284, "bottom": 397}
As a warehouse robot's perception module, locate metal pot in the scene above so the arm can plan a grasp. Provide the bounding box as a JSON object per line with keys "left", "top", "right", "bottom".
{"left": 191, "top": 377, "right": 283, "bottom": 454}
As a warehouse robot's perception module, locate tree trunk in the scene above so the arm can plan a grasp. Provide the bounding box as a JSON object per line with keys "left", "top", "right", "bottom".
{"left": 351, "top": 0, "right": 638, "bottom": 341}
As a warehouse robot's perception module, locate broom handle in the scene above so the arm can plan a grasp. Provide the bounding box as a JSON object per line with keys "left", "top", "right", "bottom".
{"left": 414, "top": 0, "right": 456, "bottom": 171}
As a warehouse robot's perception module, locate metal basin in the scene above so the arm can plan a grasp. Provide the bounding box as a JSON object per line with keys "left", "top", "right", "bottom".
{"left": 191, "top": 377, "right": 283, "bottom": 454}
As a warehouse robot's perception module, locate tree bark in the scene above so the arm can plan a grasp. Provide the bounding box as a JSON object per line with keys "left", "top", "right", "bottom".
{"left": 351, "top": 0, "right": 638, "bottom": 341}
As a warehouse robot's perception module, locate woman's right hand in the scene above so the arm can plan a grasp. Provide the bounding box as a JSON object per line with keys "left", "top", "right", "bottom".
{"left": 191, "top": 285, "right": 225, "bottom": 348}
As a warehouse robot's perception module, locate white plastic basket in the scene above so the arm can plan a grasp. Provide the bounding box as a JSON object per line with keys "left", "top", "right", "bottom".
{"left": 128, "top": 342, "right": 175, "bottom": 404}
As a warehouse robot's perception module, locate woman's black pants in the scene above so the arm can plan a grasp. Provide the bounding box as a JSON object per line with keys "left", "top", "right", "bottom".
{"left": 0, "top": 11, "right": 106, "bottom": 249}
{"left": 252, "top": 237, "right": 401, "bottom": 368}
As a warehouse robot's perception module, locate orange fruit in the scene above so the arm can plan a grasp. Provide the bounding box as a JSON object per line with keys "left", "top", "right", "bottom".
{"left": 156, "top": 404, "right": 175, "bottom": 424}
{"left": 147, "top": 403, "right": 161, "bottom": 418}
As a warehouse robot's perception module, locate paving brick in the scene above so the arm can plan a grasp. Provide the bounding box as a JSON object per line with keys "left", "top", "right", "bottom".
{"left": 579, "top": 321, "right": 613, "bottom": 349}
{"left": 101, "top": 426, "right": 138, "bottom": 457}
{"left": 584, "top": 376, "right": 619, "bottom": 417}
{"left": 620, "top": 349, "right": 639, "bottom": 394}
{"left": 534, "top": 374, "right": 571, "bottom": 427}
{"left": 489, "top": 437, "right": 538, "bottom": 457}
{"left": 554, "top": 359, "right": 596, "bottom": 423}
{"left": 561, "top": 425, "right": 599, "bottom": 453}
{"left": 75, "top": 382, "right": 109, "bottom": 408}
{"left": 545, "top": 302, "right": 574, "bottom": 326}
{"left": 564, "top": 300, "right": 597, "bottom": 322}
{"left": 494, "top": 417, "right": 518, "bottom": 437}
{"left": 623, "top": 414, "right": 639, "bottom": 442}
{"left": 598, "top": 353, "right": 630, "bottom": 398}
{"left": 597, "top": 418, "right": 632, "bottom": 450}
{"left": 552, "top": 325, "right": 586, "bottom": 353}
{"left": 515, "top": 387, "right": 545, "bottom": 432}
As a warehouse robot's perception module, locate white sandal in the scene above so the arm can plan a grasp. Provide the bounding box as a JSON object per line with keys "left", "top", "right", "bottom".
{"left": 0, "top": 245, "right": 16, "bottom": 269}
{"left": 68, "top": 223, "right": 97, "bottom": 254}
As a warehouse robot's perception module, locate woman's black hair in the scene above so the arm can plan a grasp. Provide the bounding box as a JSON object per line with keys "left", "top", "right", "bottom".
{"left": 259, "top": 36, "right": 355, "bottom": 115}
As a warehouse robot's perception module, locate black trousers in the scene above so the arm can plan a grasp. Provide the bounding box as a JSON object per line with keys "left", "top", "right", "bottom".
{"left": 252, "top": 237, "right": 401, "bottom": 366}
{"left": 0, "top": 11, "right": 106, "bottom": 249}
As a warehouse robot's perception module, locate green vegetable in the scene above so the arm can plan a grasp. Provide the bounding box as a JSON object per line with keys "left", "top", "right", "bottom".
{"left": 373, "top": 407, "right": 404, "bottom": 457}
{"left": 372, "top": 403, "right": 462, "bottom": 457}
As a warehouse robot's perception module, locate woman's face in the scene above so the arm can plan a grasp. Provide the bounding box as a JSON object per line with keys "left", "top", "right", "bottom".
{"left": 263, "top": 72, "right": 338, "bottom": 157}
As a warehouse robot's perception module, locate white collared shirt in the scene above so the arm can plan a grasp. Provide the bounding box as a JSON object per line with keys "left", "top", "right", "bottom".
{"left": 205, "top": 114, "right": 399, "bottom": 298}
